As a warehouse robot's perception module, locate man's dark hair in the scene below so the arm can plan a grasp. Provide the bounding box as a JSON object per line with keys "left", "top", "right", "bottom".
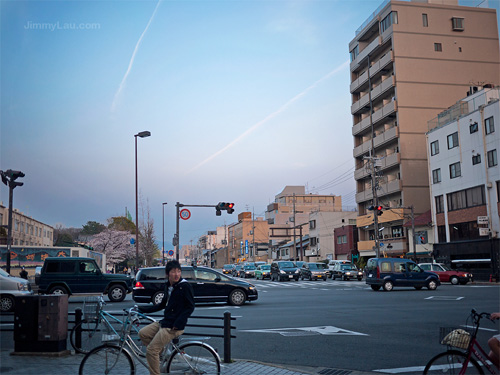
{"left": 165, "top": 260, "right": 181, "bottom": 275}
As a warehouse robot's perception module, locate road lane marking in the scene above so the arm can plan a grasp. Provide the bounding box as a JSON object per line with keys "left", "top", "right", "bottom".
{"left": 425, "top": 296, "right": 464, "bottom": 300}
{"left": 240, "top": 325, "right": 368, "bottom": 336}
{"left": 373, "top": 365, "right": 425, "bottom": 373}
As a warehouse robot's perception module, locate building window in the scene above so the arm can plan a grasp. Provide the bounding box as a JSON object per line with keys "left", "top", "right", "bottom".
{"left": 447, "top": 132, "right": 459, "bottom": 149}
{"left": 422, "top": 13, "right": 428, "bottom": 27}
{"left": 485, "top": 117, "right": 494, "bottom": 134}
{"left": 472, "top": 154, "right": 481, "bottom": 165}
{"left": 391, "top": 226, "right": 403, "bottom": 238}
{"left": 430, "top": 140, "right": 439, "bottom": 156}
{"left": 350, "top": 45, "right": 359, "bottom": 62}
{"left": 432, "top": 168, "right": 441, "bottom": 183}
{"left": 437, "top": 225, "right": 446, "bottom": 243}
{"left": 434, "top": 195, "right": 444, "bottom": 214}
{"left": 309, "top": 220, "right": 316, "bottom": 230}
{"left": 434, "top": 43, "right": 442, "bottom": 52}
{"left": 447, "top": 185, "right": 485, "bottom": 211}
{"left": 469, "top": 122, "right": 478, "bottom": 133}
{"left": 487, "top": 149, "right": 498, "bottom": 167}
{"left": 452, "top": 17, "right": 464, "bottom": 31}
{"left": 449, "top": 162, "right": 461, "bottom": 179}
{"left": 380, "top": 11, "right": 398, "bottom": 33}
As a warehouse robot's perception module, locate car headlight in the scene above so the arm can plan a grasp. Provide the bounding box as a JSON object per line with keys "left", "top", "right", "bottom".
{"left": 249, "top": 286, "right": 256, "bottom": 290}
{"left": 280, "top": 270, "right": 286, "bottom": 274}
{"left": 346, "top": 272, "right": 351, "bottom": 275}
{"left": 295, "top": 270, "right": 300, "bottom": 274}
{"left": 18, "top": 283, "right": 29, "bottom": 291}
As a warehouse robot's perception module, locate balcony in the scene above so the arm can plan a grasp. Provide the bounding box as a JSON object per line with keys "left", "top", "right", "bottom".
{"left": 351, "top": 92, "right": 370, "bottom": 115}
{"left": 354, "top": 152, "right": 400, "bottom": 181}
{"left": 350, "top": 70, "right": 368, "bottom": 94}
{"left": 369, "top": 51, "right": 393, "bottom": 78}
{"left": 353, "top": 126, "right": 398, "bottom": 159}
{"left": 371, "top": 76, "right": 395, "bottom": 102}
{"left": 373, "top": 125, "right": 398, "bottom": 148}
{"left": 372, "top": 99, "right": 397, "bottom": 124}
{"left": 355, "top": 179, "right": 402, "bottom": 204}
{"left": 352, "top": 100, "right": 397, "bottom": 136}
{"left": 350, "top": 37, "right": 382, "bottom": 72}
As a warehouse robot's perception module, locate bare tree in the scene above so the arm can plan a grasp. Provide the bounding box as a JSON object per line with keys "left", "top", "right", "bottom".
{"left": 140, "top": 197, "right": 159, "bottom": 266}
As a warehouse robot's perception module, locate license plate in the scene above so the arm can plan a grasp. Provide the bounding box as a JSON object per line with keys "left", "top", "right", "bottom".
{"left": 289, "top": 275, "right": 293, "bottom": 278}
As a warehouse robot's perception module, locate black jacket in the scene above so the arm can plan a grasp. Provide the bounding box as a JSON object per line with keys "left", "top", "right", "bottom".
{"left": 139, "top": 278, "right": 195, "bottom": 330}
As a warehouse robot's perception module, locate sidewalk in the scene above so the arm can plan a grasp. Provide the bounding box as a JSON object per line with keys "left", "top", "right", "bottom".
{"left": 0, "top": 349, "right": 375, "bottom": 375}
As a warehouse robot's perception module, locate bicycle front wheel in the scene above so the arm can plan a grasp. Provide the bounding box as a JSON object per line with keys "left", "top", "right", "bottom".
{"left": 79, "top": 344, "right": 135, "bottom": 375}
{"left": 166, "top": 342, "right": 221, "bottom": 374}
{"left": 71, "top": 319, "right": 103, "bottom": 354}
{"left": 423, "top": 350, "right": 484, "bottom": 375}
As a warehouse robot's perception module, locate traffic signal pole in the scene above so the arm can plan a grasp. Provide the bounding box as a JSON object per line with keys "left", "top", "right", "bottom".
{"left": 0, "top": 169, "right": 25, "bottom": 274}
{"left": 174, "top": 202, "right": 234, "bottom": 263}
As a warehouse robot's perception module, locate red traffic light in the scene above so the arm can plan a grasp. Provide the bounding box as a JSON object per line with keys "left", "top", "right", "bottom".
{"left": 376, "top": 206, "right": 383, "bottom": 216}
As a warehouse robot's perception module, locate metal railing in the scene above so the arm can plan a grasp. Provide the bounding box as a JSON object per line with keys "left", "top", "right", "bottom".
{"left": 1, "top": 309, "right": 236, "bottom": 363}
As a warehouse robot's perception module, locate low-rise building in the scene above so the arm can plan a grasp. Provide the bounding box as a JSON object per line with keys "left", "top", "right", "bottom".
{"left": 0, "top": 204, "right": 54, "bottom": 247}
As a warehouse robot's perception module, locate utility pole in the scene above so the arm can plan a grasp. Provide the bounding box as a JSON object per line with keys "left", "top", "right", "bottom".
{"left": 366, "top": 54, "right": 381, "bottom": 258}
{"left": 252, "top": 208, "right": 256, "bottom": 261}
{"left": 292, "top": 193, "right": 297, "bottom": 261}
{"left": 411, "top": 205, "right": 417, "bottom": 262}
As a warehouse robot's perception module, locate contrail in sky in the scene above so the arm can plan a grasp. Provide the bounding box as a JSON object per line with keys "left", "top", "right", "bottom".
{"left": 186, "top": 60, "right": 350, "bottom": 175}
{"left": 111, "top": 0, "right": 162, "bottom": 113}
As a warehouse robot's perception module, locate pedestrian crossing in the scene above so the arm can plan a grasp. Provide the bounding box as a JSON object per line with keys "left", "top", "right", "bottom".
{"left": 250, "top": 279, "right": 367, "bottom": 289}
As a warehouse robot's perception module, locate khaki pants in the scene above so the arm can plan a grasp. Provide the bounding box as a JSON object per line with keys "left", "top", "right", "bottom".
{"left": 139, "top": 322, "right": 183, "bottom": 375}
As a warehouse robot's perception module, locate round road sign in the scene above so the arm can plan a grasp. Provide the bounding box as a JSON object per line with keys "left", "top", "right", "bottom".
{"left": 180, "top": 209, "right": 191, "bottom": 220}
{"left": 168, "top": 250, "right": 174, "bottom": 257}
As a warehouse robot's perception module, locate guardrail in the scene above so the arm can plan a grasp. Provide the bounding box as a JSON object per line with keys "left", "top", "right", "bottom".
{"left": 1, "top": 309, "right": 236, "bottom": 363}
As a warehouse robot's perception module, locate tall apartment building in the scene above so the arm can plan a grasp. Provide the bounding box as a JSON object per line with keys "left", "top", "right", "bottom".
{"left": 350, "top": 0, "right": 500, "bottom": 258}
{"left": 427, "top": 87, "right": 499, "bottom": 279}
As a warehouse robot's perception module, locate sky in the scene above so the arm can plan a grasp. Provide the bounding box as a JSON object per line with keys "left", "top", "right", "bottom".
{"left": 1, "top": 0, "right": 498, "bottom": 249}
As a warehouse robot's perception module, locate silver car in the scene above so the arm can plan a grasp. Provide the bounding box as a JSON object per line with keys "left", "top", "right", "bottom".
{"left": 0, "top": 268, "right": 34, "bottom": 312}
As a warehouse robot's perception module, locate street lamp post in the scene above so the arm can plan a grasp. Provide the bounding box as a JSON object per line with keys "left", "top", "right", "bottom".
{"left": 162, "top": 202, "right": 167, "bottom": 265}
{"left": 134, "top": 131, "right": 151, "bottom": 270}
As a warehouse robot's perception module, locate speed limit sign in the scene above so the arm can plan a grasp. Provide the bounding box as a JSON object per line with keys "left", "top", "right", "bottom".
{"left": 179, "top": 209, "right": 191, "bottom": 220}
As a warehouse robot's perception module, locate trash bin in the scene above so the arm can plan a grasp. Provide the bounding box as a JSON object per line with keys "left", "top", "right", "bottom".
{"left": 14, "top": 295, "right": 68, "bottom": 353}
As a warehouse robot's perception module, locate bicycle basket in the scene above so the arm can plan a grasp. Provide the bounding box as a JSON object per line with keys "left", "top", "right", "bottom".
{"left": 440, "top": 327, "right": 471, "bottom": 349}
{"left": 83, "top": 296, "right": 101, "bottom": 321}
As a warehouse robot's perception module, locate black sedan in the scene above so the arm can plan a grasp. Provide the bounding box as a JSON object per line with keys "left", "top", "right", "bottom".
{"left": 132, "top": 266, "right": 258, "bottom": 306}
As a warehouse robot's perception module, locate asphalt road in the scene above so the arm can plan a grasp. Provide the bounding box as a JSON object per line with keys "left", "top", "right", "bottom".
{"left": 2, "top": 277, "right": 499, "bottom": 374}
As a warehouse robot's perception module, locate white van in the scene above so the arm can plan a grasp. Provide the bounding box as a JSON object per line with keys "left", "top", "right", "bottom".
{"left": 0, "top": 268, "right": 34, "bottom": 312}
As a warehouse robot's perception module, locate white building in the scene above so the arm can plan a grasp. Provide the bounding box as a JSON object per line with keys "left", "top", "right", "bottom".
{"left": 426, "top": 86, "right": 499, "bottom": 278}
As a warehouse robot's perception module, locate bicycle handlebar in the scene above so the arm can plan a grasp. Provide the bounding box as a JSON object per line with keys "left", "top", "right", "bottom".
{"left": 470, "top": 309, "right": 492, "bottom": 323}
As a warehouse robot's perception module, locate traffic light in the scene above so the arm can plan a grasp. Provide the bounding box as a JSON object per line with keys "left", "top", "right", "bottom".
{"left": 0, "top": 169, "right": 25, "bottom": 189}
{"left": 368, "top": 205, "right": 383, "bottom": 215}
{"left": 216, "top": 202, "right": 235, "bottom": 215}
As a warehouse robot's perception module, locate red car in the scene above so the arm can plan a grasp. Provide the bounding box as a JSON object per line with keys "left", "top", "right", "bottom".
{"left": 419, "top": 263, "right": 473, "bottom": 285}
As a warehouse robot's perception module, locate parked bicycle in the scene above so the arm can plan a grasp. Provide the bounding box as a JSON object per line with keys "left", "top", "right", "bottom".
{"left": 70, "top": 296, "right": 155, "bottom": 355}
{"left": 78, "top": 305, "right": 221, "bottom": 374}
{"left": 423, "top": 309, "right": 499, "bottom": 374}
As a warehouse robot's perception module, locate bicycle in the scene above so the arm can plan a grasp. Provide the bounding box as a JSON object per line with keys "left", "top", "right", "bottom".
{"left": 70, "top": 296, "right": 156, "bottom": 355}
{"left": 423, "top": 309, "right": 499, "bottom": 374}
{"left": 78, "top": 305, "right": 221, "bottom": 374}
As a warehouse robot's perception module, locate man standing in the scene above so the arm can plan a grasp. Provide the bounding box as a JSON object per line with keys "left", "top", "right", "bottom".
{"left": 138, "top": 260, "right": 195, "bottom": 375}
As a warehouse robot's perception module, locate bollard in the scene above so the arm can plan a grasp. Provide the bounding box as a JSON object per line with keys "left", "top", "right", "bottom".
{"left": 75, "top": 308, "right": 83, "bottom": 350}
{"left": 223, "top": 311, "right": 231, "bottom": 363}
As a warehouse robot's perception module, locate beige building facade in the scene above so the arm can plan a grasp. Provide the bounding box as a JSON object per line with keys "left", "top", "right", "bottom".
{"left": 227, "top": 212, "right": 269, "bottom": 264}
{"left": 0, "top": 204, "right": 54, "bottom": 247}
{"left": 350, "top": 0, "right": 500, "bottom": 257}
{"left": 265, "top": 186, "right": 342, "bottom": 259}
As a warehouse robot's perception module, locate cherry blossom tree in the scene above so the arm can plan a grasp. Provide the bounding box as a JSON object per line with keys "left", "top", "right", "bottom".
{"left": 90, "top": 229, "right": 134, "bottom": 270}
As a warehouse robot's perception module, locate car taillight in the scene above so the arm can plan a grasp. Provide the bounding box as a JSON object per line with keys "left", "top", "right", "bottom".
{"left": 376, "top": 267, "right": 380, "bottom": 278}
{"left": 134, "top": 281, "right": 145, "bottom": 289}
